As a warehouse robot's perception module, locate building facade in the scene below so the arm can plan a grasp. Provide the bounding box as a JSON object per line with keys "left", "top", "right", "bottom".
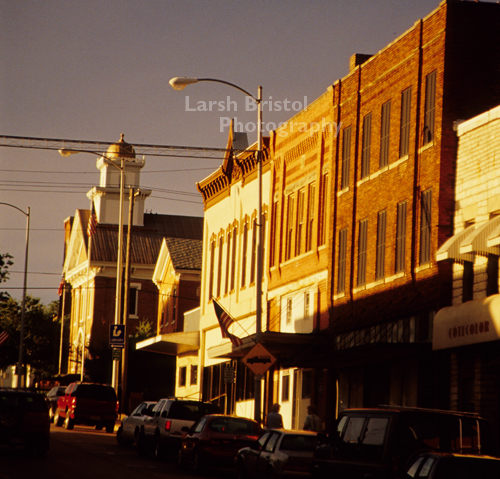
{"left": 435, "top": 104, "right": 500, "bottom": 439}
{"left": 266, "top": 0, "right": 500, "bottom": 432}
{"left": 61, "top": 136, "right": 203, "bottom": 400}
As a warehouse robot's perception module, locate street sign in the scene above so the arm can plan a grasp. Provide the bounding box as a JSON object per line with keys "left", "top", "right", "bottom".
{"left": 112, "top": 348, "right": 121, "bottom": 361}
{"left": 224, "top": 366, "right": 235, "bottom": 384}
{"left": 242, "top": 343, "right": 276, "bottom": 375}
{"left": 109, "top": 324, "right": 125, "bottom": 348}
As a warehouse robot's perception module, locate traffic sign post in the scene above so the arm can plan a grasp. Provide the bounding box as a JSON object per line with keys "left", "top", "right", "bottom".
{"left": 242, "top": 343, "right": 276, "bottom": 375}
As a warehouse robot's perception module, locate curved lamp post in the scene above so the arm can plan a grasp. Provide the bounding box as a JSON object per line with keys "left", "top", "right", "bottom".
{"left": 169, "top": 77, "right": 264, "bottom": 423}
{"left": 0, "top": 202, "right": 30, "bottom": 388}
{"left": 59, "top": 144, "right": 132, "bottom": 393}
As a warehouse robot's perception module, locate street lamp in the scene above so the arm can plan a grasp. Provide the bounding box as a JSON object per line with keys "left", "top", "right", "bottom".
{"left": 169, "top": 76, "right": 264, "bottom": 423}
{"left": 59, "top": 136, "right": 135, "bottom": 392}
{"left": 0, "top": 202, "right": 30, "bottom": 388}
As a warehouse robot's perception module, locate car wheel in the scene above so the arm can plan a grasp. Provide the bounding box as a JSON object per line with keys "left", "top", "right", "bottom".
{"left": 54, "top": 409, "right": 64, "bottom": 427}
{"left": 266, "top": 467, "right": 277, "bottom": 479}
{"left": 137, "top": 431, "right": 148, "bottom": 457}
{"left": 105, "top": 421, "right": 115, "bottom": 434}
{"left": 63, "top": 412, "right": 74, "bottom": 430}
{"left": 193, "top": 450, "right": 204, "bottom": 475}
{"left": 237, "top": 459, "right": 248, "bottom": 479}
{"left": 133, "top": 427, "right": 140, "bottom": 445}
{"left": 154, "top": 437, "right": 166, "bottom": 461}
{"left": 177, "top": 448, "right": 186, "bottom": 468}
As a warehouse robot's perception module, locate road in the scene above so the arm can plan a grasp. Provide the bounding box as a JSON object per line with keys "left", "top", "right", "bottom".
{"left": 0, "top": 424, "right": 236, "bottom": 479}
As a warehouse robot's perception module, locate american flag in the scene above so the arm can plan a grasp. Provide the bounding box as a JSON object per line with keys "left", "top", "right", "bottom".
{"left": 0, "top": 327, "right": 9, "bottom": 346}
{"left": 58, "top": 277, "right": 65, "bottom": 296}
{"left": 212, "top": 299, "right": 243, "bottom": 347}
{"left": 87, "top": 202, "right": 97, "bottom": 237}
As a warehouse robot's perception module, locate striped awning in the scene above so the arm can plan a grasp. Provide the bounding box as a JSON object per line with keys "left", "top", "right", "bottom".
{"left": 436, "top": 224, "right": 476, "bottom": 262}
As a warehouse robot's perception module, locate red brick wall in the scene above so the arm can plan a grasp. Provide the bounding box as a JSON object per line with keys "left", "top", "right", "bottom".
{"left": 269, "top": 1, "right": 500, "bottom": 335}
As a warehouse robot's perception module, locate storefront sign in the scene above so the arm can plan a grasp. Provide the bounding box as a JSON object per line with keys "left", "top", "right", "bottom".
{"left": 433, "top": 295, "right": 500, "bottom": 350}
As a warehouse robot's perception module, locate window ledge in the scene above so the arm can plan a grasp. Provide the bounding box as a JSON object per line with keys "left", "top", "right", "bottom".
{"left": 415, "top": 263, "right": 431, "bottom": 273}
{"left": 419, "top": 141, "right": 434, "bottom": 154}
{"left": 337, "top": 186, "right": 350, "bottom": 197}
{"left": 389, "top": 155, "right": 409, "bottom": 171}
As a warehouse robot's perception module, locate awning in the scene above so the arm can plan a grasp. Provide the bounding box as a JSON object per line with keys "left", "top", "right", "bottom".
{"left": 436, "top": 224, "right": 476, "bottom": 262}
{"left": 207, "top": 331, "right": 322, "bottom": 364}
{"left": 433, "top": 294, "right": 500, "bottom": 350}
{"left": 460, "top": 216, "right": 500, "bottom": 256}
{"left": 136, "top": 331, "right": 199, "bottom": 355}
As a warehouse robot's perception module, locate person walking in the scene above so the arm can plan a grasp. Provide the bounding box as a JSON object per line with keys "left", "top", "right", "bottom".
{"left": 303, "top": 405, "right": 322, "bottom": 432}
{"left": 266, "top": 403, "right": 284, "bottom": 429}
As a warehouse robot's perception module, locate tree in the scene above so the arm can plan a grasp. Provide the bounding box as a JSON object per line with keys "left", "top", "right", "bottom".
{"left": 0, "top": 251, "right": 13, "bottom": 302}
{"left": 0, "top": 295, "right": 60, "bottom": 380}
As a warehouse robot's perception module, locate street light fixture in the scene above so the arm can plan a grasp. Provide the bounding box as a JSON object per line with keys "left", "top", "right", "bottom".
{"left": 59, "top": 136, "right": 135, "bottom": 393}
{"left": 169, "top": 76, "right": 264, "bottom": 423}
{"left": 0, "top": 202, "right": 30, "bottom": 388}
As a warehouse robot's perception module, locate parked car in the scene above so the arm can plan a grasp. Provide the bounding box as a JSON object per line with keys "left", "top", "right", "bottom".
{"left": 54, "top": 382, "right": 118, "bottom": 433}
{"left": 312, "top": 406, "right": 495, "bottom": 479}
{"left": 138, "top": 397, "right": 221, "bottom": 458}
{"left": 116, "top": 401, "right": 157, "bottom": 446}
{"left": 405, "top": 452, "right": 500, "bottom": 479}
{"left": 0, "top": 389, "right": 50, "bottom": 456}
{"left": 178, "top": 414, "right": 262, "bottom": 472}
{"left": 237, "top": 429, "right": 319, "bottom": 479}
{"left": 45, "top": 386, "right": 66, "bottom": 423}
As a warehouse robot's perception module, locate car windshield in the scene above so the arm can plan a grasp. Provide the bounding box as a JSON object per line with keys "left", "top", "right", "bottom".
{"left": 168, "top": 402, "right": 220, "bottom": 421}
{"left": 208, "top": 417, "right": 260, "bottom": 435}
{"left": 280, "top": 434, "right": 319, "bottom": 452}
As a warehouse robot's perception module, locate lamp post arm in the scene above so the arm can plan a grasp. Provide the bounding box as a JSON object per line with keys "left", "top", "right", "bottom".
{"left": 195, "top": 78, "right": 260, "bottom": 103}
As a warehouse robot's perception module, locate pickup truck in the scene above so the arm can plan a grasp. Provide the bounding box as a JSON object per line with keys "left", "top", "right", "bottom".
{"left": 138, "top": 397, "right": 220, "bottom": 459}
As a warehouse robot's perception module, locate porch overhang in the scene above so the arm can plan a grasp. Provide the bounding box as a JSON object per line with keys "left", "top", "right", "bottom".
{"left": 207, "top": 331, "right": 321, "bottom": 364}
{"left": 136, "top": 331, "right": 200, "bottom": 355}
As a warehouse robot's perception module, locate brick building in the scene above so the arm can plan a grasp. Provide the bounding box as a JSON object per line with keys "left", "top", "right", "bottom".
{"left": 61, "top": 136, "right": 203, "bottom": 391}
{"left": 268, "top": 0, "right": 500, "bottom": 432}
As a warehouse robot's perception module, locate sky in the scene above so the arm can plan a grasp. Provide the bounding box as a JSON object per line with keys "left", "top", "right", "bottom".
{"left": 0, "top": 0, "right": 462, "bottom": 305}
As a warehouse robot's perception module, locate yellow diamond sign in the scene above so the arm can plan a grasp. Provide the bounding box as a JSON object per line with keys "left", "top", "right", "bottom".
{"left": 242, "top": 343, "right": 276, "bottom": 375}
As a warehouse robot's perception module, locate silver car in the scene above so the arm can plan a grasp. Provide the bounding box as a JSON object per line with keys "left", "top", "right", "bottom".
{"left": 237, "top": 429, "right": 319, "bottom": 478}
{"left": 116, "top": 401, "right": 157, "bottom": 446}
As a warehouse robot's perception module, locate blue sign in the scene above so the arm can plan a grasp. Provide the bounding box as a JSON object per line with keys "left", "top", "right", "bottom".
{"left": 109, "top": 324, "right": 125, "bottom": 348}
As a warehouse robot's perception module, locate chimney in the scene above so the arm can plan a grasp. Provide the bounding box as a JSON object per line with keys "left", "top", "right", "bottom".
{"left": 350, "top": 53, "right": 372, "bottom": 72}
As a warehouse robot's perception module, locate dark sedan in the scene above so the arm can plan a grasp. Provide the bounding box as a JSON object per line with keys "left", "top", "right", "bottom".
{"left": 178, "top": 414, "right": 262, "bottom": 472}
{"left": 237, "top": 429, "right": 319, "bottom": 478}
{"left": 406, "top": 452, "right": 500, "bottom": 479}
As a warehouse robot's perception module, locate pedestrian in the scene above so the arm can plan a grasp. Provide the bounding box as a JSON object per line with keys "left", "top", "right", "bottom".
{"left": 266, "top": 403, "right": 284, "bottom": 429}
{"left": 303, "top": 405, "right": 322, "bottom": 432}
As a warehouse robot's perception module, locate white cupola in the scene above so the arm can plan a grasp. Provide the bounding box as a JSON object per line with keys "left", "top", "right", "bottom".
{"left": 87, "top": 134, "right": 151, "bottom": 226}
